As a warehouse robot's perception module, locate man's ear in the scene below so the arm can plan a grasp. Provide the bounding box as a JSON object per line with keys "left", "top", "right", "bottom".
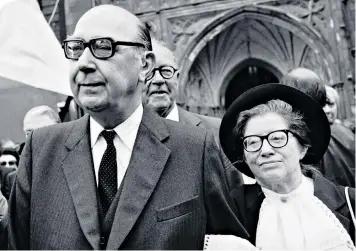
{"left": 139, "top": 51, "right": 155, "bottom": 83}
{"left": 300, "top": 146, "right": 309, "bottom": 160}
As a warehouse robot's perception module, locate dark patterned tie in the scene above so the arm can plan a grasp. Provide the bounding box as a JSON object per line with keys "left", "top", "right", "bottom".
{"left": 98, "top": 130, "right": 118, "bottom": 216}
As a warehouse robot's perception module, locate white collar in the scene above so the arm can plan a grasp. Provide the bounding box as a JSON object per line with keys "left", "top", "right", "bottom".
{"left": 90, "top": 104, "right": 143, "bottom": 151}
{"left": 261, "top": 175, "right": 314, "bottom": 204}
{"left": 165, "top": 103, "right": 179, "bottom": 122}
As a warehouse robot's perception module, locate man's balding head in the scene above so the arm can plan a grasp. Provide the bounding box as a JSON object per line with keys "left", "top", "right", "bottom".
{"left": 73, "top": 5, "right": 151, "bottom": 50}
{"left": 152, "top": 39, "right": 178, "bottom": 68}
{"left": 23, "top": 105, "right": 60, "bottom": 137}
{"left": 280, "top": 67, "right": 326, "bottom": 107}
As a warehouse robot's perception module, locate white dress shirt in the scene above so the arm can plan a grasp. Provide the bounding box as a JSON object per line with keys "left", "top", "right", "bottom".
{"left": 90, "top": 104, "right": 143, "bottom": 189}
{"left": 165, "top": 103, "right": 179, "bottom": 122}
{"left": 256, "top": 176, "right": 354, "bottom": 250}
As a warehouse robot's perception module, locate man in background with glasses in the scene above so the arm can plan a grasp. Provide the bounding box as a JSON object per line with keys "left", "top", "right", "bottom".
{"left": 7, "top": 4, "right": 247, "bottom": 250}
{"left": 0, "top": 148, "right": 18, "bottom": 200}
{"left": 143, "top": 39, "right": 249, "bottom": 187}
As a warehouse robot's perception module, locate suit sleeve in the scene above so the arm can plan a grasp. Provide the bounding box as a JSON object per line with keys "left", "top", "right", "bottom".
{"left": 5, "top": 171, "right": 17, "bottom": 201}
{"left": 203, "top": 131, "right": 249, "bottom": 238}
{"left": 220, "top": 149, "right": 244, "bottom": 190}
{"left": 8, "top": 132, "right": 33, "bottom": 249}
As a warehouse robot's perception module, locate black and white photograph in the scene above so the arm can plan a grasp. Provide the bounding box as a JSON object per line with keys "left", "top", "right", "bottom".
{"left": 0, "top": 0, "right": 355, "bottom": 249}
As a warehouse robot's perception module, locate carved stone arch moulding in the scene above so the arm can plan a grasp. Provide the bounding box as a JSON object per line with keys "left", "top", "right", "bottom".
{"left": 178, "top": 4, "right": 339, "bottom": 105}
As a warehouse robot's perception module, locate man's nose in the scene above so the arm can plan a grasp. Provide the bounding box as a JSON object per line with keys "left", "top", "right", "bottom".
{"left": 77, "top": 47, "right": 96, "bottom": 74}
{"left": 260, "top": 139, "right": 275, "bottom": 156}
{"left": 151, "top": 71, "right": 165, "bottom": 85}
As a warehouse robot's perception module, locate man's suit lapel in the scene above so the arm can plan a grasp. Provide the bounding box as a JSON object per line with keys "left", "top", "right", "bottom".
{"left": 107, "top": 108, "right": 171, "bottom": 249}
{"left": 61, "top": 115, "right": 101, "bottom": 250}
{"left": 178, "top": 106, "right": 202, "bottom": 126}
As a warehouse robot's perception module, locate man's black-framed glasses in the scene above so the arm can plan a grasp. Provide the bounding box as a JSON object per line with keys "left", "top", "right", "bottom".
{"left": 242, "top": 129, "right": 293, "bottom": 152}
{"left": 62, "top": 37, "right": 145, "bottom": 60}
{"left": 146, "top": 66, "right": 178, "bottom": 81}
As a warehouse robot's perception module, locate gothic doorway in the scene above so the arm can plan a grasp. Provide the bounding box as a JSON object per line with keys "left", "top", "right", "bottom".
{"left": 224, "top": 59, "right": 279, "bottom": 109}
{"left": 178, "top": 5, "right": 339, "bottom": 117}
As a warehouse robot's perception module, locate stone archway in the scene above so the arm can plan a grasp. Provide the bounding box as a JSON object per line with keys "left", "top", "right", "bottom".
{"left": 178, "top": 5, "right": 339, "bottom": 116}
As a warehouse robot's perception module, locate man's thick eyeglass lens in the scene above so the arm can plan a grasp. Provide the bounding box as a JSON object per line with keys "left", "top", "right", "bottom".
{"left": 63, "top": 38, "right": 144, "bottom": 60}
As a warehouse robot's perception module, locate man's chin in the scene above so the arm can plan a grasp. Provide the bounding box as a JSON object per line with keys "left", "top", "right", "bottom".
{"left": 146, "top": 102, "right": 172, "bottom": 118}
{"left": 147, "top": 100, "right": 169, "bottom": 110}
{"left": 79, "top": 99, "right": 107, "bottom": 113}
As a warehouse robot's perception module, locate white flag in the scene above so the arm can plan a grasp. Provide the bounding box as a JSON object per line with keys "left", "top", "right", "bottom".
{"left": 0, "top": 0, "right": 72, "bottom": 96}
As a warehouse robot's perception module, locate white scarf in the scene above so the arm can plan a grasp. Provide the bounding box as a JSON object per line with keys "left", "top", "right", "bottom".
{"left": 256, "top": 176, "right": 355, "bottom": 250}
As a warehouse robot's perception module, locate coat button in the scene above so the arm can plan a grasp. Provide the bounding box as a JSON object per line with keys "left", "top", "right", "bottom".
{"left": 281, "top": 197, "right": 288, "bottom": 203}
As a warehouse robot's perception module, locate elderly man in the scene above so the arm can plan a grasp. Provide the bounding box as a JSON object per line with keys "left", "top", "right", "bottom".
{"left": 143, "top": 39, "right": 248, "bottom": 186}
{"left": 23, "top": 105, "right": 60, "bottom": 137}
{"left": 7, "top": 5, "right": 247, "bottom": 249}
{"left": 16, "top": 105, "right": 61, "bottom": 155}
{"left": 280, "top": 67, "right": 355, "bottom": 187}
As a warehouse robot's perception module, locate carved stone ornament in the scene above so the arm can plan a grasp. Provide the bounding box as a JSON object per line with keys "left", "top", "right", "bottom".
{"left": 185, "top": 65, "right": 213, "bottom": 107}
{"left": 113, "top": 0, "right": 129, "bottom": 9}
{"left": 169, "top": 12, "right": 218, "bottom": 53}
{"left": 160, "top": 0, "right": 208, "bottom": 9}
{"left": 134, "top": 0, "right": 157, "bottom": 13}
{"left": 267, "top": 0, "right": 328, "bottom": 29}
{"left": 300, "top": 46, "right": 330, "bottom": 82}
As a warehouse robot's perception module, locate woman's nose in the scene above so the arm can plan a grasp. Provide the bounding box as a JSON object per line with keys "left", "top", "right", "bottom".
{"left": 260, "top": 139, "right": 275, "bottom": 156}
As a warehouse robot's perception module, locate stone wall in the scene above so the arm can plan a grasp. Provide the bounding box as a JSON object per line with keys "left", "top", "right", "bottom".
{"left": 57, "top": 0, "right": 355, "bottom": 119}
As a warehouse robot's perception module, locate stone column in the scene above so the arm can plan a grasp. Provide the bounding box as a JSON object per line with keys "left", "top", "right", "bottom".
{"left": 330, "top": 0, "right": 354, "bottom": 119}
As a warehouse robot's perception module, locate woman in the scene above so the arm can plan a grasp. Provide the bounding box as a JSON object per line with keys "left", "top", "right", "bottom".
{"left": 219, "top": 84, "right": 355, "bottom": 250}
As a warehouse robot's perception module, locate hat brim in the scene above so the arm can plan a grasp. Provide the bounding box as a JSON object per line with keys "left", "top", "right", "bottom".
{"left": 219, "top": 84, "right": 330, "bottom": 178}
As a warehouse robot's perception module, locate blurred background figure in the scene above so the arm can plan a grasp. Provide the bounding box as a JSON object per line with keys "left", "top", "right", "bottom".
{"left": 324, "top": 85, "right": 341, "bottom": 125}
{"left": 280, "top": 67, "right": 355, "bottom": 187}
{"left": 23, "top": 105, "right": 61, "bottom": 137}
{"left": 0, "top": 148, "right": 18, "bottom": 200}
{"left": 280, "top": 68, "right": 326, "bottom": 106}
{"left": 17, "top": 105, "right": 61, "bottom": 155}
{"left": 324, "top": 85, "right": 355, "bottom": 134}
{"left": 0, "top": 139, "right": 17, "bottom": 150}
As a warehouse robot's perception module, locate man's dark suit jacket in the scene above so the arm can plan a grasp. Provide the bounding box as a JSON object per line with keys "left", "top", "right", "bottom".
{"left": 0, "top": 167, "right": 16, "bottom": 199}
{"left": 178, "top": 107, "right": 243, "bottom": 189}
{"left": 4, "top": 170, "right": 16, "bottom": 200}
{"left": 7, "top": 108, "right": 248, "bottom": 249}
{"left": 321, "top": 123, "right": 355, "bottom": 187}
{"left": 231, "top": 170, "right": 356, "bottom": 245}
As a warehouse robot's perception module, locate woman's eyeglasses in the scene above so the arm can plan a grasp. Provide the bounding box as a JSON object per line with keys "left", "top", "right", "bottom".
{"left": 242, "top": 129, "right": 293, "bottom": 152}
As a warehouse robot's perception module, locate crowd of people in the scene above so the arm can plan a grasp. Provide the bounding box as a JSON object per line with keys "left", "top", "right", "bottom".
{"left": 0, "top": 4, "right": 355, "bottom": 250}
